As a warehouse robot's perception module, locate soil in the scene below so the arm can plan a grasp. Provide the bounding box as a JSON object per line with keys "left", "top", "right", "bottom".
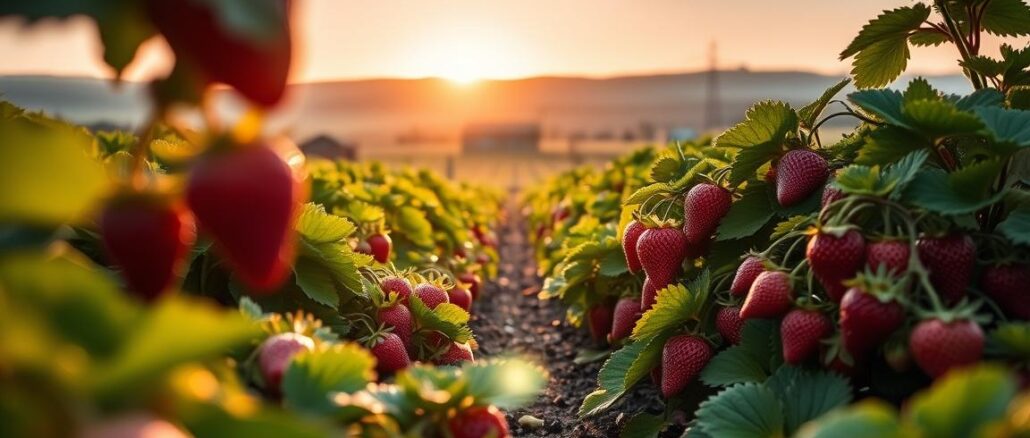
{"left": 470, "top": 195, "right": 673, "bottom": 437}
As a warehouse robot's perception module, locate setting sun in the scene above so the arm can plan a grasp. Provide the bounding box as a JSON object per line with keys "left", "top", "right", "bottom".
{"left": 405, "top": 31, "right": 527, "bottom": 83}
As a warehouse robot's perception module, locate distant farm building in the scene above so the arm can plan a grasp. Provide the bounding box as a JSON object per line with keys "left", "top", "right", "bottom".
{"left": 300, "top": 134, "right": 358, "bottom": 160}
{"left": 462, "top": 122, "right": 540, "bottom": 154}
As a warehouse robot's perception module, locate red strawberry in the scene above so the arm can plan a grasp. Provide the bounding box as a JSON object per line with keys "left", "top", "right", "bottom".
{"left": 377, "top": 303, "right": 413, "bottom": 349}
{"left": 807, "top": 229, "right": 866, "bottom": 303}
{"left": 414, "top": 283, "right": 449, "bottom": 309}
{"left": 449, "top": 405, "right": 510, "bottom": 438}
{"left": 367, "top": 233, "right": 392, "bottom": 263}
{"left": 459, "top": 272, "right": 482, "bottom": 300}
{"left": 435, "top": 341, "right": 475, "bottom": 365}
{"left": 258, "top": 333, "right": 314, "bottom": 395}
{"left": 821, "top": 184, "right": 845, "bottom": 210}
{"left": 553, "top": 206, "right": 570, "bottom": 224}
{"left": 682, "top": 183, "right": 732, "bottom": 245}
{"left": 448, "top": 287, "right": 473, "bottom": 312}
{"left": 622, "top": 220, "right": 646, "bottom": 274}
{"left": 716, "top": 306, "right": 745, "bottom": 345}
{"left": 776, "top": 149, "right": 829, "bottom": 207}
{"left": 917, "top": 234, "right": 975, "bottom": 304}
{"left": 909, "top": 318, "right": 984, "bottom": 378}
{"left": 730, "top": 256, "right": 765, "bottom": 297}
{"left": 981, "top": 263, "right": 1030, "bottom": 319}
{"left": 610, "top": 297, "right": 643, "bottom": 342}
{"left": 866, "top": 239, "right": 910, "bottom": 276}
{"left": 839, "top": 287, "right": 905, "bottom": 358}
{"left": 100, "top": 196, "right": 195, "bottom": 301}
{"left": 145, "top": 0, "right": 292, "bottom": 106}
{"left": 661, "top": 335, "right": 712, "bottom": 398}
{"left": 636, "top": 227, "right": 688, "bottom": 282}
{"left": 781, "top": 309, "right": 833, "bottom": 364}
{"left": 381, "top": 276, "right": 413, "bottom": 304}
{"left": 641, "top": 276, "right": 662, "bottom": 312}
{"left": 186, "top": 143, "right": 302, "bottom": 291}
{"left": 587, "top": 304, "right": 614, "bottom": 343}
{"left": 371, "top": 332, "right": 411, "bottom": 374}
{"left": 740, "top": 271, "right": 793, "bottom": 319}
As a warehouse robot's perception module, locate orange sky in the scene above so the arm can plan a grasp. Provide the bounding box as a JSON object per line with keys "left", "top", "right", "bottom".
{"left": 0, "top": 0, "right": 1024, "bottom": 83}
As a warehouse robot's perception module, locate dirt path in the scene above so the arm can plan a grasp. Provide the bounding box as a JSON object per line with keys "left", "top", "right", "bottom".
{"left": 470, "top": 193, "right": 665, "bottom": 437}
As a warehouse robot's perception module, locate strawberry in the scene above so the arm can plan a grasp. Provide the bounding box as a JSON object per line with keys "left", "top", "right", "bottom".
{"left": 981, "top": 263, "right": 1030, "bottom": 319}
{"left": 865, "top": 239, "right": 910, "bottom": 276}
{"left": 377, "top": 303, "right": 413, "bottom": 349}
{"left": 781, "top": 309, "right": 832, "bottom": 364}
{"left": 587, "top": 303, "right": 614, "bottom": 343}
{"left": 448, "top": 287, "right": 473, "bottom": 312}
{"left": 187, "top": 143, "right": 302, "bottom": 291}
{"left": 682, "top": 183, "right": 732, "bottom": 245}
{"left": 909, "top": 318, "right": 984, "bottom": 378}
{"left": 917, "top": 234, "right": 975, "bottom": 304}
{"left": 258, "top": 333, "right": 314, "bottom": 395}
{"left": 740, "top": 271, "right": 793, "bottom": 319}
{"left": 449, "top": 406, "right": 510, "bottom": 438}
{"left": 776, "top": 149, "right": 829, "bottom": 207}
{"left": 661, "top": 335, "right": 712, "bottom": 398}
{"left": 839, "top": 287, "right": 905, "bottom": 358}
{"left": 636, "top": 227, "right": 688, "bottom": 282}
{"left": 821, "top": 184, "right": 845, "bottom": 210}
{"left": 435, "top": 341, "right": 475, "bottom": 365}
{"left": 641, "top": 276, "right": 662, "bottom": 312}
{"left": 806, "top": 229, "right": 866, "bottom": 303}
{"left": 367, "top": 233, "right": 392, "bottom": 263}
{"left": 414, "top": 283, "right": 450, "bottom": 309}
{"left": 622, "top": 220, "right": 646, "bottom": 274}
{"left": 381, "top": 276, "right": 413, "bottom": 304}
{"left": 145, "top": 0, "right": 292, "bottom": 106}
{"left": 610, "top": 297, "right": 642, "bottom": 342}
{"left": 100, "top": 196, "right": 195, "bottom": 301}
{"left": 459, "top": 272, "right": 482, "bottom": 300}
{"left": 354, "top": 241, "right": 372, "bottom": 256}
{"left": 731, "top": 256, "right": 766, "bottom": 297}
{"left": 716, "top": 306, "right": 745, "bottom": 345}
{"left": 371, "top": 332, "right": 410, "bottom": 374}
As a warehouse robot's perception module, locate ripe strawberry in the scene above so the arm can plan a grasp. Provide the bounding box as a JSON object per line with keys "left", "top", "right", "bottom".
{"left": 682, "top": 183, "right": 732, "bottom": 245}
{"left": 459, "top": 272, "right": 482, "bottom": 300}
{"left": 839, "top": 287, "right": 905, "bottom": 358}
{"left": 377, "top": 303, "right": 412, "bottom": 349}
{"left": 731, "top": 256, "right": 766, "bottom": 297}
{"left": 435, "top": 341, "right": 475, "bottom": 365}
{"left": 371, "top": 332, "right": 410, "bottom": 374}
{"left": 100, "top": 197, "right": 195, "bottom": 301}
{"left": 381, "top": 276, "right": 413, "bottom": 304}
{"left": 866, "top": 239, "right": 910, "bottom": 276}
{"left": 807, "top": 229, "right": 866, "bottom": 303}
{"left": 740, "top": 271, "right": 793, "bottom": 319}
{"left": 448, "top": 287, "right": 473, "bottom": 312}
{"left": 909, "top": 318, "right": 984, "bottom": 378}
{"left": 641, "top": 276, "right": 662, "bottom": 312}
{"left": 145, "top": 0, "right": 292, "bottom": 106}
{"left": 981, "top": 263, "right": 1030, "bottom": 319}
{"left": 781, "top": 309, "right": 833, "bottom": 364}
{"left": 821, "top": 184, "right": 845, "bottom": 210}
{"left": 588, "top": 303, "right": 614, "bottom": 343}
{"left": 414, "top": 283, "right": 449, "bottom": 309}
{"left": 917, "top": 234, "right": 975, "bottom": 304}
{"left": 622, "top": 220, "right": 646, "bottom": 274}
{"left": 636, "top": 227, "right": 688, "bottom": 282}
{"left": 367, "top": 233, "right": 392, "bottom": 263}
{"left": 661, "top": 335, "right": 712, "bottom": 398}
{"left": 716, "top": 306, "right": 745, "bottom": 345}
{"left": 449, "top": 406, "right": 510, "bottom": 438}
{"left": 258, "top": 333, "right": 314, "bottom": 395}
{"left": 610, "top": 297, "right": 643, "bottom": 342}
{"left": 776, "top": 149, "right": 829, "bottom": 207}
{"left": 187, "top": 144, "right": 302, "bottom": 291}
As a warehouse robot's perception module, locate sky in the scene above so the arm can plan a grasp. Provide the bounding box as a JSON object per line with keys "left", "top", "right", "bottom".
{"left": 0, "top": 0, "right": 1022, "bottom": 83}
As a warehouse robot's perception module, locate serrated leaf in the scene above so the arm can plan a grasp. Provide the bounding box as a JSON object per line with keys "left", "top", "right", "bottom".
{"left": 955, "top": 89, "right": 1005, "bottom": 111}
{"left": 716, "top": 184, "right": 775, "bottom": 241}
{"left": 764, "top": 366, "right": 853, "bottom": 434}
{"left": 650, "top": 155, "right": 683, "bottom": 183}
{"left": 904, "top": 163, "right": 1008, "bottom": 215}
{"left": 961, "top": 56, "right": 1007, "bottom": 78}
{"left": 907, "top": 365, "right": 1017, "bottom": 438}
{"left": 599, "top": 248, "right": 630, "bottom": 277}
{"left": 296, "top": 203, "right": 357, "bottom": 243}
{"left": 834, "top": 165, "right": 882, "bottom": 195}
{"left": 901, "top": 99, "right": 984, "bottom": 138}
{"left": 694, "top": 383, "right": 785, "bottom": 438}
{"left": 700, "top": 345, "right": 769, "bottom": 387}
{"left": 903, "top": 77, "right": 939, "bottom": 102}
{"left": 857, "top": 125, "right": 930, "bottom": 166}
{"left": 294, "top": 259, "right": 340, "bottom": 308}
{"left": 840, "top": 4, "right": 931, "bottom": 58}
{"left": 625, "top": 183, "right": 674, "bottom": 206}
{"left": 795, "top": 400, "right": 902, "bottom": 438}
{"left": 1008, "top": 86, "right": 1030, "bottom": 110}
{"left": 880, "top": 149, "right": 929, "bottom": 199}
{"left": 579, "top": 334, "right": 670, "bottom": 417}
{"left": 395, "top": 206, "right": 435, "bottom": 248}
{"left": 717, "top": 101, "right": 797, "bottom": 185}
{"left": 771, "top": 216, "right": 812, "bottom": 239}
{"left": 282, "top": 343, "right": 375, "bottom": 417}
{"left": 631, "top": 279, "right": 709, "bottom": 340}
{"left": 909, "top": 28, "right": 950, "bottom": 47}
{"left": 620, "top": 412, "right": 666, "bottom": 438}
{"left": 409, "top": 295, "right": 473, "bottom": 343}
{"left": 848, "top": 89, "right": 907, "bottom": 126}
{"left": 840, "top": 4, "right": 929, "bottom": 88}
{"left": 975, "top": 106, "right": 1030, "bottom": 150}
{"left": 998, "top": 204, "right": 1030, "bottom": 245}
{"left": 981, "top": 0, "right": 1030, "bottom": 37}
{"left": 799, "top": 78, "right": 851, "bottom": 128}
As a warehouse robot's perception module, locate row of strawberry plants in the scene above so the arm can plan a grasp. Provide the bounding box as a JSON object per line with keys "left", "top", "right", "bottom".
{"left": 526, "top": 2, "right": 1030, "bottom": 436}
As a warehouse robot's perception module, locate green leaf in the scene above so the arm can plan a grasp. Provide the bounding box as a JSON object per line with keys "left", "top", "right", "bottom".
{"left": 764, "top": 366, "right": 853, "bottom": 434}
{"left": 771, "top": 215, "right": 812, "bottom": 239}
{"left": 579, "top": 334, "right": 670, "bottom": 417}
{"left": 798, "top": 78, "right": 851, "bottom": 128}
{"left": 716, "top": 184, "right": 776, "bottom": 241}
{"left": 834, "top": 165, "right": 882, "bottom": 195}
{"left": 903, "top": 77, "right": 939, "bottom": 102}
{"left": 909, "top": 28, "right": 950, "bottom": 47}
{"left": 981, "top": 0, "right": 1030, "bottom": 37}
{"left": 1008, "top": 86, "right": 1030, "bottom": 110}
{"left": 998, "top": 203, "right": 1030, "bottom": 245}
{"left": 395, "top": 206, "right": 435, "bottom": 248}
{"left": 904, "top": 162, "right": 1007, "bottom": 215}
{"left": 180, "top": 404, "right": 330, "bottom": 438}
{"left": 296, "top": 203, "right": 357, "bottom": 243}
{"left": 741, "top": 319, "right": 782, "bottom": 372}
{"left": 631, "top": 272, "right": 710, "bottom": 340}
{"left": 700, "top": 345, "right": 769, "bottom": 387}
{"left": 650, "top": 155, "right": 683, "bottom": 183}
{"left": 794, "top": 400, "right": 902, "bottom": 438}
{"left": 840, "top": 4, "right": 929, "bottom": 88}
{"left": 625, "top": 183, "right": 674, "bottom": 206}
{"left": 694, "top": 383, "right": 785, "bottom": 438}
{"left": 620, "top": 412, "right": 666, "bottom": 438}
{"left": 856, "top": 125, "right": 930, "bottom": 166}
{"left": 717, "top": 101, "right": 797, "bottom": 185}
{"left": 880, "top": 149, "right": 929, "bottom": 199}
{"left": 293, "top": 259, "right": 340, "bottom": 308}
{"left": 975, "top": 107, "right": 1030, "bottom": 150}
{"left": 598, "top": 248, "right": 629, "bottom": 277}
{"left": 409, "top": 295, "right": 473, "bottom": 343}
{"left": 961, "top": 56, "right": 1007, "bottom": 79}
{"left": 282, "top": 343, "right": 376, "bottom": 417}
{"left": 840, "top": 4, "right": 931, "bottom": 58}
{"left": 848, "top": 89, "right": 907, "bottom": 126}
{"left": 239, "top": 296, "right": 264, "bottom": 320}
{"left": 907, "top": 365, "right": 1017, "bottom": 438}
{"left": 463, "top": 358, "right": 549, "bottom": 409}
{"left": 901, "top": 99, "right": 984, "bottom": 138}
{"left": 988, "top": 322, "right": 1030, "bottom": 360}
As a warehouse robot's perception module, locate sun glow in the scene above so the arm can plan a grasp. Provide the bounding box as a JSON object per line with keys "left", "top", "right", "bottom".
{"left": 406, "top": 33, "right": 527, "bottom": 85}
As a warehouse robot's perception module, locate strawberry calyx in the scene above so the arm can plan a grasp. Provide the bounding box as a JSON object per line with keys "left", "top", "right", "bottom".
{"left": 638, "top": 213, "right": 683, "bottom": 230}
{"left": 912, "top": 299, "right": 988, "bottom": 325}
{"left": 810, "top": 223, "right": 861, "bottom": 239}
{"left": 844, "top": 266, "right": 909, "bottom": 305}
